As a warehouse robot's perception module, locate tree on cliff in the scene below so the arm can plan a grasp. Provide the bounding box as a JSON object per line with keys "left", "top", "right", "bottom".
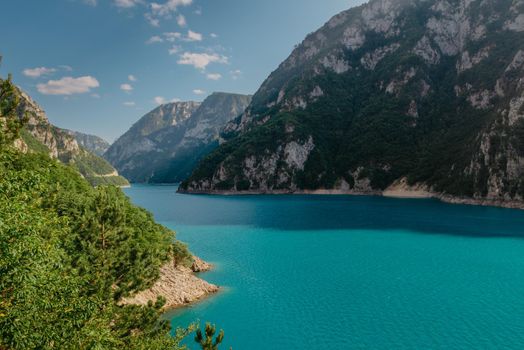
{"left": 0, "top": 73, "right": 27, "bottom": 146}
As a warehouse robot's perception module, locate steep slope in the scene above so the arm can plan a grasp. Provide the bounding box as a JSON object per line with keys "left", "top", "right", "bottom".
{"left": 13, "top": 89, "right": 129, "bottom": 187}
{"left": 104, "top": 101, "right": 201, "bottom": 182}
{"left": 148, "top": 92, "right": 252, "bottom": 183}
{"left": 181, "top": 0, "right": 524, "bottom": 208}
{"left": 105, "top": 93, "right": 251, "bottom": 183}
{"left": 63, "top": 129, "right": 110, "bottom": 156}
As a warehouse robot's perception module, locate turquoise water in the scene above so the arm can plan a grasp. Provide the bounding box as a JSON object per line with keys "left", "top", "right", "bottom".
{"left": 125, "top": 185, "right": 524, "bottom": 349}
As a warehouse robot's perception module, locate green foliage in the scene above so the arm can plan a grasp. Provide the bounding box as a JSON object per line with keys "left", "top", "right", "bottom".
{"left": 0, "top": 75, "right": 28, "bottom": 146}
{"left": 0, "top": 73, "right": 195, "bottom": 349}
{"left": 74, "top": 149, "right": 116, "bottom": 176}
{"left": 0, "top": 145, "right": 196, "bottom": 349}
{"left": 172, "top": 241, "right": 194, "bottom": 268}
{"left": 73, "top": 150, "right": 130, "bottom": 187}
{"left": 194, "top": 323, "right": 225, "bottom": 350}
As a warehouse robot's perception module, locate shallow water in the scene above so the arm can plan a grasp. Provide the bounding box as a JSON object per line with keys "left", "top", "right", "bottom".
{"left": 125, "top": 184, "right": 524, "bottom": 349}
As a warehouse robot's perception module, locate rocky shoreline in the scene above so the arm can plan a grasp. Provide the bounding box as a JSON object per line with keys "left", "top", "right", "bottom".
{"left": 178, "top": 179, "right": 524, "bottom": 210}
{"left": 121, "top": 256, "right": 219, "bottom": 310}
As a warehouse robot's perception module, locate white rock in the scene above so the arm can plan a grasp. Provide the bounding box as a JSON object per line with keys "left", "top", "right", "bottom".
{"left": 284, "top": 136, "right": 315, "bottom": 170}
{"left": 361, "top": 43, "right": 400, "bottom": 70}
{"left": 505, "top": 14, "right": 524, "bottom": 32}
{"left": 413, "top": 36, "right": 441, "bottom": 65}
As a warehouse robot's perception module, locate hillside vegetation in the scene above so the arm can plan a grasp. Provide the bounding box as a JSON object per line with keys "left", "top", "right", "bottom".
{"left": 0, "top": 75, "right": 199, "bottom": 349}
{"left": 4, "top": 79, "right": 129, "bottom": 187}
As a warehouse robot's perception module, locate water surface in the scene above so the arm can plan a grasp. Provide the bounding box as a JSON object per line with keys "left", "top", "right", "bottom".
{"left": 125, "top": 185, "right": 524, "bottom": 349}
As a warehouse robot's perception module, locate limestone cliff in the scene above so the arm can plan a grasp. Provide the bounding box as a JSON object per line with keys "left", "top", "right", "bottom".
{"left": 11, "top": 87, "right": 129, "bottom": 187}
{"left": 181, "top": 0, "right": 524, "bottom": 208}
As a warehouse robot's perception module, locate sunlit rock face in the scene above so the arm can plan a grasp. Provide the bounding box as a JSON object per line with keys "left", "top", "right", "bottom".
{"left": 1, "top": 85, "right": 127, "bottom": 185}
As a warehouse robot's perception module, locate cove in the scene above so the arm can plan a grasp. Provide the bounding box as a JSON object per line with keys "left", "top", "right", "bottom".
{"left": 125, "top": 184, "right": 524, "bottom": 349}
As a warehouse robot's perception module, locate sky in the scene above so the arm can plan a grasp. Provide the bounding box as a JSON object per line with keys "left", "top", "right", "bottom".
{"left": 0, "top": 0, "right": 365, "bottom": 142}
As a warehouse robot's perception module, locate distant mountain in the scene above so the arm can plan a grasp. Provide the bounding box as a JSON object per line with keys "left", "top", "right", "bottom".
{"left": 13, "top": 88, "right": 129, "bottom": 187}
{"left": 180, "top": 0, "right": 524, "bottom": 208}
{"left": 105, "top": 93, "right": 252, "bottom": 183}
{"left": 62, "top": 129, "right": 110, "bottom": 157}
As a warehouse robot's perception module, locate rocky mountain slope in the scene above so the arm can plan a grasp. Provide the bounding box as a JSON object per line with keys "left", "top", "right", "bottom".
{"left": 180, "top": 0, "right": 524, "bottom": 208}
{"left": 13, "top": 88, "right": 129, "bottom": 187}
{"left": 105, "top": 93, "right": 251, "bottom": 183}
{"left": 62, "top": 129, "right": 110, "bottom": 156}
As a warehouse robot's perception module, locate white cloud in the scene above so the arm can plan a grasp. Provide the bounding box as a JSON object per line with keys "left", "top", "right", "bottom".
{"left": 147, "top": 0, "right": 193, "bottom": 26}
{"left": 146, "top": 35, "right": 164, "bottom": 44}
{"left": 186, "top": 30, "right": 202, "bottom": 41}
{"left": 37, "top": 76, "right": 99, "bottom": 95}
{"left": 164, "top": 32, "right": 182, "bottom": 42}
{"left": 23, "top": 67, "right": 57, "bottom": 78}
{"left": 171, "top": 97, "right": 181, "bottom": 102}
{"left": 177, "top": 14, "right": 187, "bottom": 27}
{"left": 114, "top": 0, "right": 141, "bottom": 8}
{"left": 150, "top": 0, "right": 192, "bottom": 16}
{"left": 230, "top": 69, "right": 242, "bottom": 80}
{"left": 210, "top": 33, "right": 218, "bottom": 38}
{"left": 84, "top": 0, "right": 97, "bottom": 6}
{"left": 145, "top": 13, "right": 160, "bottom": 27}
{"left": 177, "top": 52, "right": 228, "bottom": 70}
{"left": 91, "top": 93, "right": 101, "bottom": 98}
{"left": 59, "top": 65, "right": 73, "bottom": 72}
{"left": 120, "top": 83, "right": 133, "bottom": 92}
{"left": 128, "top": 75, "right": 137, "bottom": 82}
{"left": 123, "top": 101, "right": 136, "bottom": 106}
{"left": 168, "top": 45, "right": 181, "bottom": 55}
{"left": 154, "top": 96, "right": 167, "bottom": 105}
{"left": 193, "top": 89, "right": 206, "bottom": 95}
{"left": 206, "top": 73, "right": 222, "bottom": 81}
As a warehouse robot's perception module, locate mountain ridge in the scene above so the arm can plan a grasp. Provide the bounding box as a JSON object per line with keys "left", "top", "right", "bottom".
{"left": 180, "top": 0, "right": 524, "bottom": 209}
{"left": 105, "top": 92, "right": 252, "bottom": 183}
{"left": 62, "top": 129, "right": 110, "bottom": 157}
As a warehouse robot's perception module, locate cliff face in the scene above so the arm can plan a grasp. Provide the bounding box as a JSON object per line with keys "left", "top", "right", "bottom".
{"left": 63, "top": 129, "right": 110, "bottom": 157}
{"left": 17, "top": 90, "right": 80, "bottom": 162}
{"left": 181, "top": 0, "right": 524, "bottom": 206}
{"left": 12, "top": 88, "right": 129, "bottom": 187}
{"left": 105, "top": 93, "right": 251, "bottom": 183}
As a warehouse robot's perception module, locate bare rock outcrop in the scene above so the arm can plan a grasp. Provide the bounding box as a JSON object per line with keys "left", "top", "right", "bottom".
{"left": 122, "top": 257, "right": 218, "bottom": 310}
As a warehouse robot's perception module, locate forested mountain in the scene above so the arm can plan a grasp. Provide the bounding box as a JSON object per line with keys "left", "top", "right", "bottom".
{"left": 11, "top": 87, "right": 129, "bottom": 187}
{"left": 181, "top": 0, "right": 524, "bottom": 208}
{"left": 105, "top": 93, "right": 251, "bottom": 183}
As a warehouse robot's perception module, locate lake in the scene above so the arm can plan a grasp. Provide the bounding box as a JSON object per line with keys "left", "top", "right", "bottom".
{"left": 125, "top": 184, "right": 524, "bottom": 349}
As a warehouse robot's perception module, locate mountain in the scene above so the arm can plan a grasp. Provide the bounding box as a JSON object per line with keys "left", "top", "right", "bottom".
{"left": 104, "top": 101, "right": 201, "bottom": 182}
{"left": 180, "top": 0, "right": 524, "bottom": 208}
{"left": 13, "top": 88, "right": 129, "bottom": 187}
{"left": 105, "top": 92, "right": 252, "bottom": 183}
{"left": 62, "top": 129, "right": 110, "bottom": 157}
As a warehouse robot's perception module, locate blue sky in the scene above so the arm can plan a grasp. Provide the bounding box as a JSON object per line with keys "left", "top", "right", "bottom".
{"left": 1, "top": 0, "right": 365, "bottom": 142}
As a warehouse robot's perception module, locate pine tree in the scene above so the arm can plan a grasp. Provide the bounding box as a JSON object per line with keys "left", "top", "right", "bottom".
{"left": 194, "top": 323, "right": 225, "bottom": 350}
{"left": 0, "top": 68, "right": 27, "bottom": 146}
